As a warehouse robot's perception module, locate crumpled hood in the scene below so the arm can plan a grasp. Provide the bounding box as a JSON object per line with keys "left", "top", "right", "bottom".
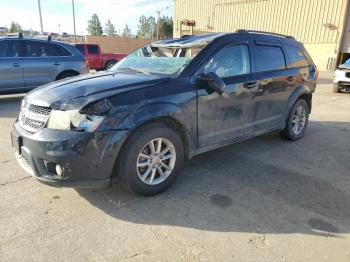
{"left": 26, "top": 71, "right": 170, "bottom": 110}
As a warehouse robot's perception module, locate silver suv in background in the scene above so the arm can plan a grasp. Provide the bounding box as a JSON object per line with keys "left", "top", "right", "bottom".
{"left": 0, "top": 36, "right": 89, "bottom": 94}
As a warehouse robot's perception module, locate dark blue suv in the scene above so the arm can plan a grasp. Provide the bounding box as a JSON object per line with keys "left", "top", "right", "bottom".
{"left": 11, "top": 30, "right": 318, "bottom": 195}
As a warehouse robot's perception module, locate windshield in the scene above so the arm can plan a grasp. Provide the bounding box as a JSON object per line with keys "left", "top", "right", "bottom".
{"left": 110, "top": 44, "right": 205, "bottom": 76}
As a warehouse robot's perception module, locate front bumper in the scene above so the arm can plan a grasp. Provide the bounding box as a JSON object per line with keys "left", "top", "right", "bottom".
{"left": 11, "top": 121, "right": 129, "bottom": 188}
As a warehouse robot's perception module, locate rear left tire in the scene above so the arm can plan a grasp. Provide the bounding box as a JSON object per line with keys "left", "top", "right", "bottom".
{"left": 280, "top": 99, "right": 309, "bottom": 141}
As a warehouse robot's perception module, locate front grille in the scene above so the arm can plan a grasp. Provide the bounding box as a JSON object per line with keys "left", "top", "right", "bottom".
{"left": 20, "top": 103, "right": 52, "bottom": 132}
{"left": 24, "top": 118, "right": 46, "bottom": 130}
{"left": 29, "top": 104, "right": 52, "bottom": 116}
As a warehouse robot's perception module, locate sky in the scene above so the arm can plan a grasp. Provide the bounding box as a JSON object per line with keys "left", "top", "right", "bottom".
{"left": 0, "top": 0, "right": 173, "bottom": 35}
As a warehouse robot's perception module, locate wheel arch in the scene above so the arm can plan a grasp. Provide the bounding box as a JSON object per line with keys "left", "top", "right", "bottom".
{"left": 55, "top": 70, "right": 80, "bottom": 80}
{"left": 283, "top": 85, "right": 312, "bottom": 122}
{"left": 115, "top": 102, "right": 196, "bottom": 160}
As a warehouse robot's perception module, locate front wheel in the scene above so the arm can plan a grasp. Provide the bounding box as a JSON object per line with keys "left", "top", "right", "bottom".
{"left": 280, "top": 99, "right": 309, "bottom": 141}
{"left": 116, "top": 123, "right": 184, "bottom": 196}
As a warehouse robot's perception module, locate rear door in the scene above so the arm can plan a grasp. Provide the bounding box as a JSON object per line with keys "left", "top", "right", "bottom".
{"left": 197, "top": 41, "right": 258, "bottom": 148}
{"left": 0, "top": 40, "right": 25, "bottom": 91}
{"left": 86, "top": 44, "right": 102, "bottom": 69}
{"left": 252, "top": 40, "right": 295, "bottom": 133}
{"left": 22, "top": 41, "right": 68, "bottom": 88}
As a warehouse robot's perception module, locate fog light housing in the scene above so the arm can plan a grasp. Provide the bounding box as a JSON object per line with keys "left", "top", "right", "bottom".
{"left": 55, "top": 164, "right": 63, "bottom": 177}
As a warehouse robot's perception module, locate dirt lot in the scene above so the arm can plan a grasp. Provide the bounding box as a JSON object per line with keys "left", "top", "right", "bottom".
{"left": 0, "top": 72, "right": 349, "bottom": 262}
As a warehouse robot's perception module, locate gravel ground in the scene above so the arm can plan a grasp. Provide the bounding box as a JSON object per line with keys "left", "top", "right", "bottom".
{"left": 0, "top": 71, "right": 349, "bottom": 262}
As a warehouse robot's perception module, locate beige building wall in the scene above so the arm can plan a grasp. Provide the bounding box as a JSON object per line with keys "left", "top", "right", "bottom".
{"left": 174, "top": 0, "right": 349, "bottom": 70}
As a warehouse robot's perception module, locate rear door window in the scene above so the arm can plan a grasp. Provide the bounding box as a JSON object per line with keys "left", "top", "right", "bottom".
{"left": 0, "top": 40, "right": 23, "bottom": 57}
{"left": 87, "top": 45, "right": 99, "bottom": 54}
{"left": 254, "top": 44, "right": 286, "bottom": 72}
{"left": 284, "top": 45, "right": 309, "bottom": 68}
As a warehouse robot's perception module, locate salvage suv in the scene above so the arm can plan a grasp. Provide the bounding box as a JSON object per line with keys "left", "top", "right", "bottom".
{"left": 12, "top": 30, "right": 318, "bottom": 195}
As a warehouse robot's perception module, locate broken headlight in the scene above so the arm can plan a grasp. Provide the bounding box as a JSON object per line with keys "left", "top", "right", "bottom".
{"left": 47, "top": 99, "right": 111, "bottom": 132}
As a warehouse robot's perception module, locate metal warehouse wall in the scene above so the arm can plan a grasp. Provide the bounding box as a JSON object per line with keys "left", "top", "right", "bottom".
{"left": 174, "top": 0, "right": 349, "bottom": 70}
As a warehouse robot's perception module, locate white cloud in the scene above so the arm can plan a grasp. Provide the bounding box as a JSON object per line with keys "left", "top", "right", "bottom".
{"left": 1, "top": 0, "right": 173, "bottom": 35}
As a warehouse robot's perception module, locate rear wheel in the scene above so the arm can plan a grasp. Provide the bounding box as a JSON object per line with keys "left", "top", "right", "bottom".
{"left": 116, "top": 123, "right": 184, "bottom": 196}
{"left": 105, "top": 61, "right": 117, "bottom": 70}
{"left": 333, "top": 84, "right": 340, "bottom": 93}
{"left": 280, "top": 99, "right": 309, "bottom": 141}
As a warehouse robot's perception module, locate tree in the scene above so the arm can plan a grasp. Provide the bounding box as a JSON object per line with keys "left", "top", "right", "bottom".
{"left": 158, "top": 16, "right": 173, "bottom": 39}
{"left": 122, "top": 24, "right": 132, "bottom": 38}
{"left": 87, "top": 14, "right": 103, "bottom": 36}
{"left": 104, "top": 19, "right": 116, "bottom": 36}
{"left": 137, "top": 15, "right": 156, "bottom": 38}
{"left": 9, "top": 21, "right": 22, "bottom": 33}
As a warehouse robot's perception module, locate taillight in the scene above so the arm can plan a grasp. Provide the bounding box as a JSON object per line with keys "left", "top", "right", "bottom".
{"left": 84, "top": 59, "right": 90, "bottom": 69}
{"left": 314, "top": 66, "right": 319, "bottom": 80}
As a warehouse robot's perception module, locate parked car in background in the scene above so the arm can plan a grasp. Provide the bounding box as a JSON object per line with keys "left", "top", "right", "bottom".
{"left": 12, "top": 30, "right": 318, "bottom": 195}
{"left": 74, "top": 43, "right": 126, "bottom": 70}
{"left": 334, "top": 58, "right": 350, "bottom": 93}
{"left": 0, "top": 35, "right": 88, "bottom": 94}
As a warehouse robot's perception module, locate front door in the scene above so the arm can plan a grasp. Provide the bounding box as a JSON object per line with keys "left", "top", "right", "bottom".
{"left": 86, "top": 45, "right": 102, "bottom": 69}
{"left": 197, "top": 42, "right": 258, "bottom": 148}
{"left": 0, "top": 40, "right": 24, "bottom": 92}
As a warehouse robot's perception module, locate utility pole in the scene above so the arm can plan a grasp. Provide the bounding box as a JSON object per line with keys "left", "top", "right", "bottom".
{"left": 72, "top": 0, "right": 77, "bottom": 42}
{"left": 156, "top": 6, "right": 169, "bottom": 39}
{"left": 156, "top": 10, "right": 160, "bottom": 39}
{"left": 38, "top": 0, "right": 44, "bottom": 34}
{"left": 58, "top": 24, "right": 61, "bottom": 35}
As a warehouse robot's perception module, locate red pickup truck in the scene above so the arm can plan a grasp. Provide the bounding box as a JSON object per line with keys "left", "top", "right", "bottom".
{"left": 74, "top": 44, "right": 126, "bottom": 70}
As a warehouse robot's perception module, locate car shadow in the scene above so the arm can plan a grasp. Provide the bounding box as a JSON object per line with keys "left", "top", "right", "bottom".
{"left": 0, "top": 94, "right": 24, "bottom": 119}
{"left": 77, "top": 120, "right": 350, "bottom": 236}
{"left": 317, "top": 77, "right": 333, "bottom": 85}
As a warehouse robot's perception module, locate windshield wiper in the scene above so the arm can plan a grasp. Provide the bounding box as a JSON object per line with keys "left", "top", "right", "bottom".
{"left": 116, "top": 67, "right": 151, "bottom": 75}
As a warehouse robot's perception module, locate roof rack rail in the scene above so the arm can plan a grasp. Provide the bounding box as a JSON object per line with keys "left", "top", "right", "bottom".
{"left": 236, "top": 29, "right": 295, "bottom": 39}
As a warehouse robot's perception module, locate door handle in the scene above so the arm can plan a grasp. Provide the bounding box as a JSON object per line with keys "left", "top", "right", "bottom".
{"left": 53, "top": 62, "right": 61, "bottom": 66}
{"left": 287, "top": 76, "right": 294, "bottom": 81}
{"left": 13, "top": 63, "right": 21, "bottom": 67}
{"left": 243, "top": 81, "right": 258, "bottom": 89}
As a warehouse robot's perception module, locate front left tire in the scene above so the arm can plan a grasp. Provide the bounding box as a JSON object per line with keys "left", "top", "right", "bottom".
{"left": 116, "top": 123, "right": 184, "bottom": 196}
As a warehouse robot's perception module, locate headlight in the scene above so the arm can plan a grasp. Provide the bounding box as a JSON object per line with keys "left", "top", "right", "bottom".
{"left": 47, "top": 99, "right": 111, "bottom": 132}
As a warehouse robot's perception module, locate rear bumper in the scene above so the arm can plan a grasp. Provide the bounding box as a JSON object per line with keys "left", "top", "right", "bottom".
{"left": 11, "top": 121, "right": 129, "bottom": 188}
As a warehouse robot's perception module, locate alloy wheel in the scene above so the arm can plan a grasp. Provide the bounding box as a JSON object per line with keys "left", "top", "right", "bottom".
{"left": 291, "top": 105, "right": 306, "bottom": 135}
{"left": 136, "top": 138, "right": 176, "bottom": 185}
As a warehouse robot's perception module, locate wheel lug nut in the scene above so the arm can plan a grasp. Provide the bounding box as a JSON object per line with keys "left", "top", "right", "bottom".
{"left": 158, "top": 163, "right": 161, "bottom": 166}
{"left": 152, "top": 165, "right": 155, "bottom": 169}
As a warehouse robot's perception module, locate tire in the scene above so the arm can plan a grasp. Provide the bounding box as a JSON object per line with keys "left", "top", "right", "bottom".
{"left": 280, "top": 99, "right": 309, "bottom": 141}
{"left": 116, "top": 123, "right": 184, "bottom": 196}
{"left": 333, "top": 83, "right": 341, "bottom": 93}
{"left": 56, "top": 71, "right": 78, "bottom": 81}
{"left": 105, "top": 61, "right": 117, "bottom": 70}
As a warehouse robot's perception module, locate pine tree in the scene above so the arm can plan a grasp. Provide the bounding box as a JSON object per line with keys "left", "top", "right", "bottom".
{"left": 87, "top": 14, "right": 103, "bottom": 36}
{"left": 104, "top": 19, "right": 116, "bottom": 36}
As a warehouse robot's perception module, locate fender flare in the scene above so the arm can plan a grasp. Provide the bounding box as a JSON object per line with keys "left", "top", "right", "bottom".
{"left": 115, "top": 101, "right": 196, "bottom": 158}
{"left": 283, "top": 85, "right": 312, "bottom": 122}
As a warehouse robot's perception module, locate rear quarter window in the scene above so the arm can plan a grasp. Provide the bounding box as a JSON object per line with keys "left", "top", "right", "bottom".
{"left": 285, "top": 45, "right": 309, "bottom": 68}
{"left": 254, "top": 44, "right": 286, "bottom": 72}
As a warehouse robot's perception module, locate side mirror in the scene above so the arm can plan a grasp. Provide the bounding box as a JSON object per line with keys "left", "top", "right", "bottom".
{"left": 196, "top": 72, "right": 226, "bottom": 94}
